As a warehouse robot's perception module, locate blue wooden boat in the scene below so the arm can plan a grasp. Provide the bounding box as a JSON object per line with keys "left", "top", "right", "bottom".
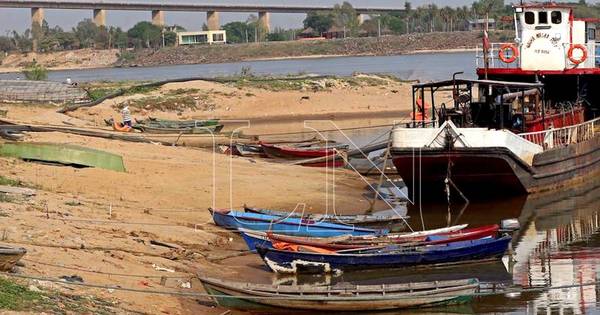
{"left": 256, "top": 236, "right": 512, "bottom": 274}
{"left": 209, "top": 208, "right": 386, "bottom": 237}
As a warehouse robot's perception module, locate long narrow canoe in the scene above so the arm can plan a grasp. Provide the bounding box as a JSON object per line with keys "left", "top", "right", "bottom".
{"left": 199, "top": 275, "right": 479, "bottom": 311}
{"left": 0, "top": 245, "right": 27, "bottom": 272}
{"left": 136, "top": 124, "right": 224, "bottom": 134}
{"left": 257, "top": 236, "right": 512, "bottom": 274}
{"left": 138, "top": 117, "right": 220, "bottom": 128}
{"left": 240, "top": 225, "right": 498, "bottom": 251}
{"left": 244, "top": 206, "right": 408, "bottom": 230}
{"left": 209, "top": 208, "right": 386, "bottom": 238}
{"left": 260, "top": 142, "right": 348, "bottom": 159}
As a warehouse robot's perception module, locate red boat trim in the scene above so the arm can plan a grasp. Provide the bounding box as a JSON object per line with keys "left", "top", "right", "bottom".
{"left": 476, "top": 68, "right": 600, "bottom": 76}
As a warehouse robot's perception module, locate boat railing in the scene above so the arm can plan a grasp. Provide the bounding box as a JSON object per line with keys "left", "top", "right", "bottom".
{"left": 475, "top": 43, "right": 522, "bottom": 69}
{"left": 393, "top": 119, "right": 438, "bottom": 129}
{"left": 518, "top": 117, "right": 599, "bottom": 150}
{"left": 476, "top": 42, "right": 600, "bottom": 69}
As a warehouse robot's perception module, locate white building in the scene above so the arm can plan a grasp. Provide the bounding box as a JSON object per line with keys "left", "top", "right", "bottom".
{"left": 176, "top": 30, "right": 227, "bottom": 46}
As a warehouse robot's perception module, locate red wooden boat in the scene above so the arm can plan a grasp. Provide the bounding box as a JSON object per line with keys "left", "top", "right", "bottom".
{"left": 260, "top": 142, "right": 347, "bottom": 159}
{"left": 260, "top": 142, "right": 348, "bottom": 167}
{"left": 264, "top": 224, "right": 500, "bottom": 251}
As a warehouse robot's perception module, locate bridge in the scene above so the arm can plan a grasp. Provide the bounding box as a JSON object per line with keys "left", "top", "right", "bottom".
{"left": 0, "top": 0, "right": 404, "bottom": 35}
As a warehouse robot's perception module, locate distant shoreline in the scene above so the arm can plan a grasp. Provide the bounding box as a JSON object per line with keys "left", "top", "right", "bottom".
{"left": 0, "top": 47, "right": 477, "bottom": 75}
{"left": 0, "top": 31, "right": 500, "bottom": 75}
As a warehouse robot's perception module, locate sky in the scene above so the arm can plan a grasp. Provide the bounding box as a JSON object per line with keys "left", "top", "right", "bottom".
{"left": 0, "top": 0, "right": 596, "bottom": 34}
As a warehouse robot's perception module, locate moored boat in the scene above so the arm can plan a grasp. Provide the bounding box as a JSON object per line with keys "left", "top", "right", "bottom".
{"left": 260, "top": 142, "right": 348, "bottom": 159}
{"left": 198, "top": 275, "right": 479, "bottom": 311}
{"left": 0, "top": 245, "right": 27, "bottom": 271}
{"left": 136, "top": 124, "right": 224, "bottom": 134}
{"left": 240, "top": 224, "right": 499, "bottom": 251}
{"left": 256, "top": 236, "right": 512, "bottom": 274}
{"left": 209, "top": 208, "right": 386, "bottom": 238}
{"left": 137, "top": 117, "right": 220, "bottom": 128}
{"left": 244, "top": 206, "right": 409, "bottom": 230}
{"left": 391, "top": 79, "right": 599, "bottom": 198}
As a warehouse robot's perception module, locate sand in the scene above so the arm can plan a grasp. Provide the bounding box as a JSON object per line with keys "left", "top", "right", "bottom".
{"left": 0, "top": 78, "right": 426, "bottom": 313}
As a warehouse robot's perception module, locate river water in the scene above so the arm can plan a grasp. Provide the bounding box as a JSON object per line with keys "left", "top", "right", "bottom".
{"left": 0, "top": 51, "right": 476, "bottom": 82}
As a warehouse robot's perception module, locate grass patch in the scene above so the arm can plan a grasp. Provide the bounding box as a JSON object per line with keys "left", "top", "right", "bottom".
{"left": 81, "top": 81, "right": 159, "bottom": 101}
{"left": 0, "top": 277, "right": 43, "bottom": 310}
{"left": 0, "top": 175, "right": 32, "bottom": 188}
{"left": 0, "top": 276, "right": 119, "bottom": 313}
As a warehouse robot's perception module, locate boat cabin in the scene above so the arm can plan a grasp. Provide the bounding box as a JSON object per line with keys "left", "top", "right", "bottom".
{"left": 411, "top": 78, "right": 584, "bottom": 133}
{"left": 479, "top": 3, "right": 598, "bottom": 71}
{"left": 477, "top": 3, "right": 600, "bottom": 118}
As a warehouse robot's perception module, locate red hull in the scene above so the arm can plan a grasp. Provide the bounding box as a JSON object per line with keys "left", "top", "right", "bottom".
{"left": 261, "top": 142, "right": 337, "bottom": 159}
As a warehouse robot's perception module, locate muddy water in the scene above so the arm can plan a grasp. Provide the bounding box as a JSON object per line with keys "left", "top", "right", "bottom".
{"left": 219, "top": 173, "right": 600, "bottom": 314}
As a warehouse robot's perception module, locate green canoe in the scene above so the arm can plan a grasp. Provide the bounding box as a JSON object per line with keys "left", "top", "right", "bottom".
{"left": 0, "top": 142, "right": 126, "bottom": 172}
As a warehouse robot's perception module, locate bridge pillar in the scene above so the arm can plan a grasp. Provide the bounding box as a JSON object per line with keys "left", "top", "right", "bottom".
{"left": 258, "top": 11, "right": 270, "bottom": 40}
{"left": 152, "top": 10, "right": 165, "bottom": 27}
{"left": 31, "top": 8, "right": 44, "bottom": 52}
{"left": 206, "top": 11, "right": 220, "bottom": 30}
{"left": 258, "top": 11, "right": 271, "bottom": 33}
{"left": 93, "top": 9, "right": 106, "bottom": 27}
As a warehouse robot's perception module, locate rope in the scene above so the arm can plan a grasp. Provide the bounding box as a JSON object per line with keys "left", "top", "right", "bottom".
{"left": 21, "top": 259, "right": 191, "bottom": 279}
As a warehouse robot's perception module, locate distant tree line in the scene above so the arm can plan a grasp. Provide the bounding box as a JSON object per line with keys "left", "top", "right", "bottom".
{"left": 0, "top": 19, "right": 185, "bottom": 53}
{"left": 2, "top": 0, "right": 600, "bottom": 51}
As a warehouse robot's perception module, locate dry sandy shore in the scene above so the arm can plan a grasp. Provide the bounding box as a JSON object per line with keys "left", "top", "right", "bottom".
{"left": 0, "top": 77, "right": 448, "bottom": 313}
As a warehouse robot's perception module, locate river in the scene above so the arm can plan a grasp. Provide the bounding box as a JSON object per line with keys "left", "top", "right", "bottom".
{"left": 0, "top": 51, "right": 477, "bottom": 82}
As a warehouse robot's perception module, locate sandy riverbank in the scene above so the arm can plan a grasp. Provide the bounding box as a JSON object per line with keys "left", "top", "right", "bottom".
{"left": 0, "top": 75, "right": 432, "bottom": 313}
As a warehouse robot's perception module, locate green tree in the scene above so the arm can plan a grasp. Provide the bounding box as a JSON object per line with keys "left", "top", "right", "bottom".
{"left": 222, "top": 21, "right": 254, "bottom": 43}
{"left": 22, "top": 60, "right": 48, "bottom": 80}
{"left": 127, "top": 21, "right": 162, "bottom": 48}
{"left": 303, "top": 12, "right": 334, "bottom": 35}
{"left": 73, "top": 19, "right": 100, "bottom": 48}
{"left": 332, "top": 2, "right": 360, "bottom": 37}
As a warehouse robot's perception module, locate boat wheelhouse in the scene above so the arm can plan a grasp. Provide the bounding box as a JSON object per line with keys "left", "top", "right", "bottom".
{"left": 391, "top": 79, "right": 599, "bottom": 199}
{"left": 477, "top": 2, "right": 600, "bottom": 118}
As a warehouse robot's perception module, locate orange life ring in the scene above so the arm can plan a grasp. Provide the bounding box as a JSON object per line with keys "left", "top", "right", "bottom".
{"left": 568, "top": 44, "right": 587, "bottom": 65}
{"left": 498, "top": 44, "right": 519, "bottom": 63}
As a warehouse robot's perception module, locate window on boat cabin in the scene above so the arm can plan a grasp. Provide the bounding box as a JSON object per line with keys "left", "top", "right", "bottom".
{"left": 538, "top": 11, "right": 548, "bottom": 24}
{"left": 551, "top": 11, "right": 562, "bottom": 24}
{"left": 588, "top": 28, "right": 596, "bottom": 41}
{"left": 525, "top": 12, "right": 535, "bottom": 25}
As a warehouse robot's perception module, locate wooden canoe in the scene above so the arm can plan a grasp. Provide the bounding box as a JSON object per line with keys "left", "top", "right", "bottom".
{"left": 244, "top": 206, "right": 408, "bottom": 230}
{"left": 260, "top": 142, "right": 348, "bottom": 159}
{"left": 209, "top": 208, "right": 385, "bottom": 238}
{"left": 136, "top": 124, "right": 224, "bottom": 134}
{"left": 240, "top": 225, "right": 499, "bottom": 251}
{"left": 138, "top": 117, "right": 220, "bottom": 128}
{"left": 0, "top": 245, "right": 26, "bottom": 272}
{"left": 198, "top": 275, "right": 479, "bottom": 311}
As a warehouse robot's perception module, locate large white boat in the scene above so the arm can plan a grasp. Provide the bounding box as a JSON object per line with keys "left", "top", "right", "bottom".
{"left": 390, "top": 2, "right": 599, "bottom": 199}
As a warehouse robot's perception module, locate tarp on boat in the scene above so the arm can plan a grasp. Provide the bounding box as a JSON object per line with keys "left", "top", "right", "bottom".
{"left": 0, "top": 142, "right": 126, "bottom": 172}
